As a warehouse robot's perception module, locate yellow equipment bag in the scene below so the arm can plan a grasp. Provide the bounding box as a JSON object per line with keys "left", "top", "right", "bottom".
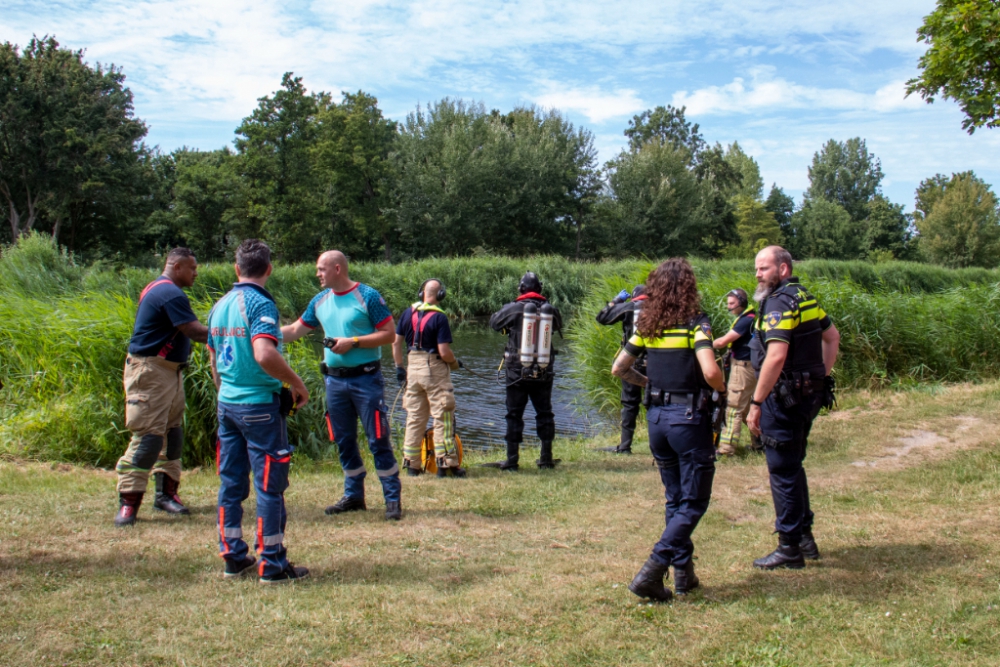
{"left": 420, "top": 429, "right": 463, "bottom": 473}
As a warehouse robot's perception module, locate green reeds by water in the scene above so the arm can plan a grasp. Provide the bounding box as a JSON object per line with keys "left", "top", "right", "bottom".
{"left": 4, "top": 232, "right": 1000, "bottom": 466}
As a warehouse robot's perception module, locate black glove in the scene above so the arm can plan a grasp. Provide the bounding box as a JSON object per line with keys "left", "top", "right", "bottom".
{"left": 457, "top": 359, "right": 465, "bottom": 369}
{"left": 711, "top": 391, "right": 727, "bottom": 434}
{"left": 396, "top": 366, "right": 407, "bottom": 385}
{"left": 822, "top": 375, "right": 836, "bottom": 410}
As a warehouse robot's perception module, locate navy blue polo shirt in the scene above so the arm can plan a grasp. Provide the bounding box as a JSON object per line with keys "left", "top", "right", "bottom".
{"left": 397, "top": 304, "right": 453, "bottom": 352}
{"left": 729, "top": 310, "right": 756, "bottom": 362}
{"left": 128, "top": 277, "right": 198, "bottom": 363}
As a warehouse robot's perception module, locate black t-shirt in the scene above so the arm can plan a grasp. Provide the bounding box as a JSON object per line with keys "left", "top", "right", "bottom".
{"left": 729, "top": 310, "right": 756, "bottom": 362}
{"left": 128, "top": 277, "right": 198, "bottom": 363}
{"left": 397, "top": 305, "right": 453, "bottom": 352}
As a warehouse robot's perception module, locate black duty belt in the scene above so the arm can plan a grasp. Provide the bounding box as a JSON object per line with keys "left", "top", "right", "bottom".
{"left": 646, "top": 390, "right": 696, "bottom": 407}
{"left": 320, "top": 361, "right": 381, "bottom": 378}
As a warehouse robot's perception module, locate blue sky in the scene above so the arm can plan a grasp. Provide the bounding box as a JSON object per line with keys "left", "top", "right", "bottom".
{"left": 5, "top": 0, "right": 999, "bottom": 210}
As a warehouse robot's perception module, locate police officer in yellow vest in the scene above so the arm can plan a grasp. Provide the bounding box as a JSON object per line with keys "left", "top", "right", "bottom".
{"left": 712, "top": 288, "right": 758, "bottom": 455}
{"left": 392, "top": 279, "right": 466, "bottom": 478}
{"left": 613, "top": 258, "right": 727, "bottom": 601}
{"left": 747, "top": 246, "right": 840, "bottom": 570}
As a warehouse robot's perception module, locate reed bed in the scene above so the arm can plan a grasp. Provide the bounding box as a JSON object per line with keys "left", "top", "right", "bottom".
{"left": 4, "top": 233, "right": 1000, "bottom": 465}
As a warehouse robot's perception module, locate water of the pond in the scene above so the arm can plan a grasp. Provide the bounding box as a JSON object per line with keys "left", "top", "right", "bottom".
{"left": 386, "top": 322, "right": 612, "bottom": 450}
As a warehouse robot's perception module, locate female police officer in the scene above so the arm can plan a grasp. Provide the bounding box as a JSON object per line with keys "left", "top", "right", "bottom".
{"left": 612, "top": 258, "right": 727, "bottom": 601}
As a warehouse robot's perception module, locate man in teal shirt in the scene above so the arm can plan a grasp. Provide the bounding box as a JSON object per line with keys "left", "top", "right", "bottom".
{"left": 282, "top": 250, "right": 400, "bottom": 520}
{"left": 208, "top": 239, "right": 310, "bottom": 584}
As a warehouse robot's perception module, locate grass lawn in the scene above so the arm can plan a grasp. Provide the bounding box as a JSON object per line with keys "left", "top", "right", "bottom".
{"left": 1, "top": 382, "right": 999, "bottom": 666}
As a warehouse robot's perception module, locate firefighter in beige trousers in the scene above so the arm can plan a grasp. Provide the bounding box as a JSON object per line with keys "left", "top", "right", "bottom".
{"left": 114, "top": 248, "right": 208, "bottom": 527}
{"left": 713, "top": 289, "right": 759, "bottom": 455}
{"left": 392, "top": 279, "right": 466, "bottom": 477}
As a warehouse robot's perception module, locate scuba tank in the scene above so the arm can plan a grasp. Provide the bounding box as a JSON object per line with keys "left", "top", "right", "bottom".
{"left": 519, "top": 303, "right": 538, "bottom": 367}
{"left": 537, "top": 303, "right": 554, "bottom": 368}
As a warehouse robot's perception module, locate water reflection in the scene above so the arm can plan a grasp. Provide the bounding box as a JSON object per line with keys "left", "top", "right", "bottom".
{"left": 388, "top": 322, "right": 610, "bottom": 450}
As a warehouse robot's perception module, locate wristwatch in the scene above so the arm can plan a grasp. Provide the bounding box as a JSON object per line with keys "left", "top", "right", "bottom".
{"left": 351, "top": 337, "right": 360, "bottom": 349}
{"left": 750, "top": 398, "right": 763, "bottom": 407}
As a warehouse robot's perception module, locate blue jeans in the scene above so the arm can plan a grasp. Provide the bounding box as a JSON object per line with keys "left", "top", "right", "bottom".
{"left": 217, "top": 395, "right": 292, "bottom": 578}
{"left": 325, "top": 371, "right": 400, "bottom": 502}
{"left": 647, "top": 405, "right": 716, "bottom": 567}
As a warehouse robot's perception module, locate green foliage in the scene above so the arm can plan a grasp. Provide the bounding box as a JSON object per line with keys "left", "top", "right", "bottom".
{"left": 0, "top": 36, "right": 153, "bottom": 255}
{"left": 789, "top": 198, "right": 861, "bottom": 260}
{"left": 723, "top": 142, "right": 764, "bottom": 201}
{"left": 907, "top": 0, "right": 1000, "bottom": 133}
{"left": 623, "top": 104, "right": 705, "bottom": 156}
{"left": 765, "top": 184, "right": 796, "bottom": 240}
{"left": 724, "top": 196, "right": 783, "bottom": 258}
{"left": 806, "top": 138, "right": 884, "bottom": 223}
{"left": 915, "top": 172, "right": 1000, "bottom": 267}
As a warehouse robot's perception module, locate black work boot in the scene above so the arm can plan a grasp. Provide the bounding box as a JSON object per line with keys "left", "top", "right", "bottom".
{"left": 224, "top": 555, "right": 257, "bottom": 579}
{"left": 114, "top": 492, "right": 143, "bottom": 528}
{"left": 325, "top": 496, "right": 367, "bottom": 515}
{"left": 799, "top": 528, "right": 821, "bottom": 560}
{"left": 673, "top": 561, "right": 700, "bottom": 595}
{"left": 536, "top": 441, "right": 560, "bottom": 469}
{"left": 753, "top": 534, "right": 806, "bottom": 570}
{"left": 153, "top": 474, "right": 190, "bottom": 515}
{"left": 385, "top": 500, "right": 402, "bottom": 521}
{"left": 595, "top": 445, "right": 632, "bottom": 454}
{"left": 628, "top": 556, "right": 673, "bottom": 602}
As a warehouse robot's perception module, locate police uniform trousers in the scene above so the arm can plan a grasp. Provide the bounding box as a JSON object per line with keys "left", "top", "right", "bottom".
{"left": 759, "top": 392, "right": 824, "bottom": 541}
{"left": 504, "top": 377, "right": 555, "bottom": 464}
{"left": 619, "top": 361, "right": 645, "bottom": 450}
{"left": 717, "top": 359, "right": 757, "bottom": 453}
{"left": 116, "top": 354, "right": 186, "bottom": 493}
{"left": 647, "top": 404, "right": 715, "bottom": 568}
{"left": 402, "top": 351, "right": 458, "bottom": 468}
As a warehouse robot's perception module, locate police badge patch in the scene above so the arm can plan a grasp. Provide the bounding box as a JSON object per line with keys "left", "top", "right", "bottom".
{"left": 700, "top": 321, "right": 712, "bottom": 336}
{"left": 765, "top": 311, "right": 782, "bottom": 329}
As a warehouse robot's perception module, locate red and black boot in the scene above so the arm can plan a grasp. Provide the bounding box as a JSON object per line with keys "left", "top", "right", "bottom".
{"left": 115, "top": 492, "right": 143, "bottom": 527}
{"left": 153, "top": 474, "right": 190, "bottom": 515}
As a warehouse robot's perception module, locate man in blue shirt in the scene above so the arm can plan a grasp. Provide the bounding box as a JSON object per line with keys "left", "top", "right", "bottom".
{"left": 115, "top": 247, "right": 208, "bottom": 528}
{"left": 712, "top": 288, "right": 759, "bottom": 455}
{"left": 282, "top": 250, "right": 400, "bottom": 520}
{"left": 207, "top": 239, "right": 310, "bottom": 584}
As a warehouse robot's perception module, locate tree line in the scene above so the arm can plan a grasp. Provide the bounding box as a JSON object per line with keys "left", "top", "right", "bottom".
{"left": 2, "top": 36, "right": 999, "bottom": 267}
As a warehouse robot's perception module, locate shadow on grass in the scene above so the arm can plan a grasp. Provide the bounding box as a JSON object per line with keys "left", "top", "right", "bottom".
{"left": 702, "top": 542, "right": 971, "bottom": 605}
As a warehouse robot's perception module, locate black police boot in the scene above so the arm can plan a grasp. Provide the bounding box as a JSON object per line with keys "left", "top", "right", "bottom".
{"left": 753, "top": 533, "right": 806, "bottom": 570}
{"left": 628, "top": 556, "right": 672, "bottom": 602}
{"left": 153, "top": 474, "right": 190, "bottom": 515}
{"left": 673, "top": 561, "right": 700, "bottom": 595}
{"left": 800, "top": 528, "right": 821, "bottom": 560}
{"left": 114, "top": 492, "right": 143, "bottom": 528}
{"left": 325, "top": 495, "right": 367, "bottom": 515}
{"left": 481, "top": 442, "right": 520, "bottom": 470}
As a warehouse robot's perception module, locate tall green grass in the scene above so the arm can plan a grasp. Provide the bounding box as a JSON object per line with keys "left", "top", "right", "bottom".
{"left": 4, "top": 232, "right": 1000, "bottom": 465}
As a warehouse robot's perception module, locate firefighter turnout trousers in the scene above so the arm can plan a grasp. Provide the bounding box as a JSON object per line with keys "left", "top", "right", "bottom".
{"left": 402, "top": 351, "right": 459, "bottom": 468}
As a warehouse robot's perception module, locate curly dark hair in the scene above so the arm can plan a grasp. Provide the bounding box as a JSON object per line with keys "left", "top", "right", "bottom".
{"left": 636, "top": 258, "right": 701, "bottom": 338}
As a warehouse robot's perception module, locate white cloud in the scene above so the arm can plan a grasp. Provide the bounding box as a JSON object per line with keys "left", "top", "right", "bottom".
{"left": 533, "top": 86, "right": 645, "bottom": 123}
{"left": 673, "top": 75, "right": 924, "bottom": 116}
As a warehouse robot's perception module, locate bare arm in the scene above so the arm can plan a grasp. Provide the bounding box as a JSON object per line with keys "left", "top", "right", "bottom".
{"left": 822, "top": 323, "right": 840, "bottom": 376}
{"left": 177, "top": 319, "right": 209, "bottom": 344}
{"left": 208, "top": 348, "right": 220, "bottom": 390}
{"left": 437, "top": 342, "right": 457, "bottom": 365}
{"left": 281, "top": 320, "right": 313, "bottom": 344}
{"left": 696, "top": 348, "right": 726, "bottom": 393}
{"left": 612, "top": 349, "right": 648, "bottom": 388}
{"left": 328, "top": 319, "right": 396, "bottom": 355}
{"left": 712, "top": 329, "right": 741, "bottom": 350}
{"left": 392, "top": 333, "right": 405, "bottom": 367}
{"left": 252, "top": 338, "right": 309, "bottom": 407}
{"left": 746, "top": 341, "right": 789, "bottom": 436}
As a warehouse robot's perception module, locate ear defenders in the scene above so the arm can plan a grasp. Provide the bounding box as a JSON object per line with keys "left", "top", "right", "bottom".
{"left": 726, "top": 288, "right": 748, "bottom": 309}
{"left": 418, "top": 278, "right": 446, "bottom": 302}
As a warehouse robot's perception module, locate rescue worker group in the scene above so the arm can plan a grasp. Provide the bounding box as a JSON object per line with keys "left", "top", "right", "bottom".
{"left": 117, "top": 239, "right": 839, "bottom": 597}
